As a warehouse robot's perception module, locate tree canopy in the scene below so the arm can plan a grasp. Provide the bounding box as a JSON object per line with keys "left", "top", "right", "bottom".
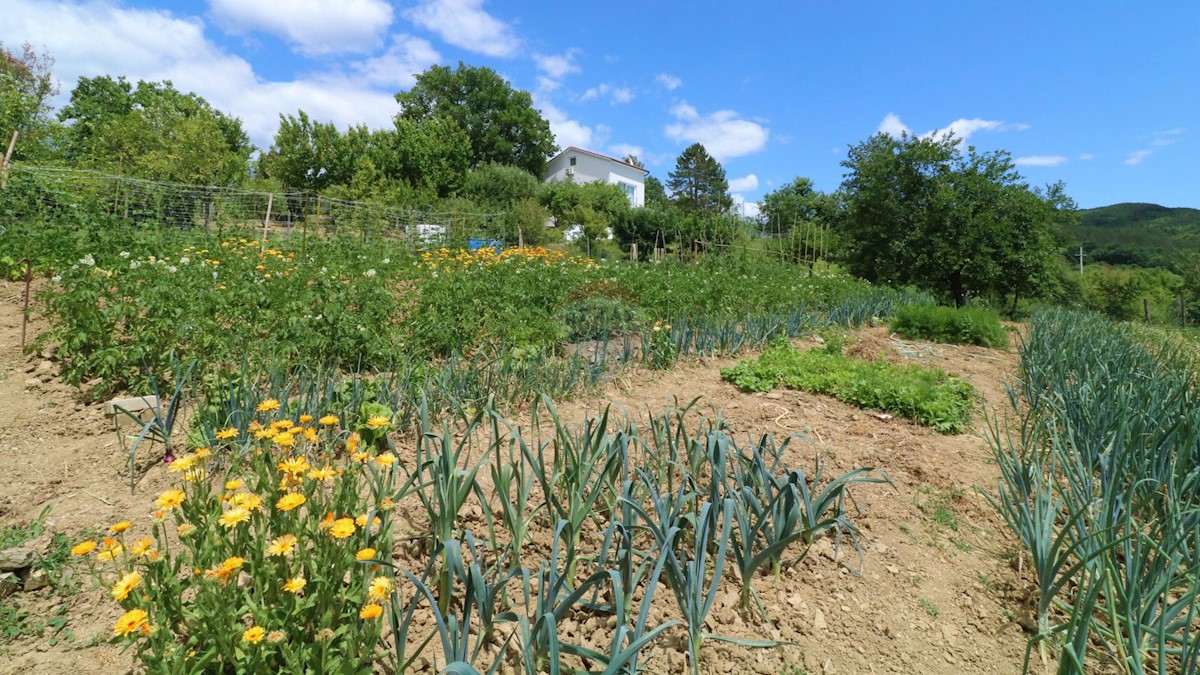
{"left": 837, "top": 131, "right": 1065, "bottom": 307}
{"left": 395, "top": 62, "right": 556, "bottom": 177}
{"left": 0, "top": 41, "right": 58, "bottom": 160}
{"left": 667, "top": 143, "right": 731, "bottom": 214}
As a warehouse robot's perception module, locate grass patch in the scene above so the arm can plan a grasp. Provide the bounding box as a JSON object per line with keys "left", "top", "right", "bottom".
{"left": 720, "top": 342, "right": 975, "bottom": 433}
{"left": 889, "top": 304, "right": 1008, "bottom": 348}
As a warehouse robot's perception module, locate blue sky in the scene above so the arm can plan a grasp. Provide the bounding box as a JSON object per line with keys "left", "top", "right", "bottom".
{"left": 5, "top": 1, "right": 1197, "bottom": 210}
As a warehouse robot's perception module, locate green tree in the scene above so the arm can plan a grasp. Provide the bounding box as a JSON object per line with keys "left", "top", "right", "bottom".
{"left": 644, "top": 174, "right": 669, "bottom": 208}
{"left": 838, "top": 132, "right": 1062, "bottom": 307}
{"left": 395, "top": 62, "right": 556, "bottom": 176}
{"left": 461, "top": 162, "right": 541, "bottom": 208}
{"left": 0, "top": 42, "right": 58, "bottom": 160}
{"left": 667, "top": 143, "right": 731, "bottom": 214}
{"left": 259, "top": 111, "right": 361, "bottom": 191}
{"left": 761, "top": 176, "right": 833, "bottom": 233}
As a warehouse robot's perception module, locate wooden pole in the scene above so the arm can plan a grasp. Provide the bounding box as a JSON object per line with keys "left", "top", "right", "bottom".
{"left": 261, "top": 193, "right": 273, "bottom": 252}
{"left": 1, "top": 130, "right": 18, "bottom": 190}
{"left": 1144, "top": 298, "right": 1151, "bottom": 324}
{"left": 1181, "top": 291, "right": 1187, "bottom": 328}
{"left": 630, "top": 243, "right": 638, "bottom": 262}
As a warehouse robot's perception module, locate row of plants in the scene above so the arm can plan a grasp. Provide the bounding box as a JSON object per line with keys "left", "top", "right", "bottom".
{"left": 73, "top": 391, "right": 889, "bottom": 674}
{"left": 988, "top": 307, "right": 1200, "bottom": 673}
{"left": 720, "top": 340, "right": 977, "bottom": 433}
{"left": 889, "top": 304, "right": 1009, "bottom": 348}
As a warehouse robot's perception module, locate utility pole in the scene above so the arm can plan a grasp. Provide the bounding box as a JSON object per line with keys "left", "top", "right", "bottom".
{"left": 1076, "top": 246, "right": 1086, "bottom": 275}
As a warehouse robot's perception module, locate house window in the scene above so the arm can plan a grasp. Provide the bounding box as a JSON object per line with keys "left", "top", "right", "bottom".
{"left": 569, "top": 157, "right": 576, "bottom": 166}
{"left": 618, "top": 181, "right": 636, "bottom": 204}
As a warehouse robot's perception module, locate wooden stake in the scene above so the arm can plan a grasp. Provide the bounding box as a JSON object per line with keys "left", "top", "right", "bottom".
{"left": 1, "top": 130, "right": 18, "bottom": 190}
{"left": 261, "top": 193, "right": 273, "bottom": 252}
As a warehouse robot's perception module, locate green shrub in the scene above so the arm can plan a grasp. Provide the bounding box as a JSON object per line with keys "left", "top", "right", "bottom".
{"left": 558, "top": 296, "right": 645, "bottom": 341}
{"left": 721, "top": 344, "right": 975, "bottom": 433}
{"left": 889, "top": 304, "right": 1007, "bottom": 348}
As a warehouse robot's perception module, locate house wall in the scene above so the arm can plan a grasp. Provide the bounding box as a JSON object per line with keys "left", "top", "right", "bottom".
{"left": 544, "top": 150, "right": 645, "bottom": 208}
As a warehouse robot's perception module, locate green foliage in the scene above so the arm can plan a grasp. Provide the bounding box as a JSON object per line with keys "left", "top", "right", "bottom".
{"left": 1067, "top": 202, "right": 1200, "bottom": 271}
{"left": 1079, "top": 263, "right": 1182, "bottom": 323}
{"left": 721, "top": 343, "right": 975, "bottom": 433}
{"left": 611, "top": 205, "right": 676, "bottom": 253}
{"left": 838, "top": 132, "right": 1064, "bottom": 307}
{"left": 667, "top": 143, "right": 732, "bottom": 214}
{"left": 0, "top": 41, "right": 58, "bottom": 161}
{"left": 557, "top": 296, "right": 645, "bottom": 341}
{"left": 890, "top": 304, "right": 1008, "bottom": 348}
{"left": 760, "top": 176, "right": 834, "bottom": 233}
{"left": 461, "top": 162, "right": 541, "bottom": 208}
{"left": 395, "top": 62, "right": 556, "bottom": 176}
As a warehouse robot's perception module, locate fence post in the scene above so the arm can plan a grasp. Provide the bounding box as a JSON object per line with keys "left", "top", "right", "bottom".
{"left": 630, "top": 243, "right": 638, "bottom": 262}
{"left": 261, "top": 193, "right": 273, "bottom": 252}
{"left": 1144, "top": 298, "right": 1151, "bottom": 324}
{"left": 1181, "top": 291, "right": 1187, "bottom": 328}
{"left": 0, "top": 130, "right": 17, "bottom": 190}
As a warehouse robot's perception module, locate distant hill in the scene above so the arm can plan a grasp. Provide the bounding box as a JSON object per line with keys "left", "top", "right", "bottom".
{"left": 1066, "top": 203, "right": 1200, "bottom": 271}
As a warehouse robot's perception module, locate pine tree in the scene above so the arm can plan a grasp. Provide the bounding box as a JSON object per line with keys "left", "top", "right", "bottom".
{"left": 667, "top": 143, "right": 732, "bottom": 214}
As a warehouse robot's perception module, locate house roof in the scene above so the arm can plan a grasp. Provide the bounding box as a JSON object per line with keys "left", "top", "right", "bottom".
{"left": 549, "top": 146, "right": 650, "bottom": 175}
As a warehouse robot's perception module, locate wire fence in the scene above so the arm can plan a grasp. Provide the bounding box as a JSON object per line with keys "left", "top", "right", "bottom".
{"left": 2, "top": 163, "right": 510, "bottom": 250}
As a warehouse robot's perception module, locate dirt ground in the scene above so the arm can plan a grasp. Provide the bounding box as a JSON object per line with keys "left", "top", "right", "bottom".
{"left": 0, "top": 279, "right": 1037, "bottom": 674}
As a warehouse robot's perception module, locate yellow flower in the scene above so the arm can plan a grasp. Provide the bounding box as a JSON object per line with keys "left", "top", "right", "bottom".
{"left": 282, "top": 576, "right": 306, "bottom": 594}
{"left": 355, "top": 514, "right": 381, "bottom": 528}
{"left": 346, "top": 433, "right": 360, "bottom": 453}
{"left": 215, "top": 427, "right": 239, "bottom": 440}
{"left": 267, "top": 534, "right": 298, "bottom": 557}
{"left": 168, "top": 454, "right": 198, "bottom": 473}
{"left": 359, "top": 603, "right": 383, "bottom": 620}
{"left": 225, "top": 479, "right": 244, "bottom": 491}
{"left": 374, "top": 452, "right": 397, "bottom": 468}
{"left": 177, "top": 523, "right": 195, "bottom": 537}
{"left": 379, "top": 497, "right": 396, "bottom": 511}
{"left": 70, "top": 541, "right": 96, "bottom": 556}
{"left": 368, "top": 576, "right": 393, "bottom": 601}
{"left": 278, "top": 456, "right": 310, "bottom": 475}
{"left": 270, "top": 419, "right": 294, "bottom": 431}
{"left": 303, "top": 428, "right": 320, "bottom": 443}
{"left": 328, "top": 518, "right": 356, "bottom": 539}
{"left": 111, "top": 571, "right": 142, "bottom": 601}
{"left": 185, "top": 468, "right": 207, "bottom": 483}
{"left": 114, "top": 609, "right": 149, "bottom": 637}
{"left": 257, "top": 399, "right": 280, "bottom": 412}
{"left": 351, "top": 451, "right": 369, "bottom": 463}
{"left": 276, "top": 493, "right": 306, "bottom": 512}
{"left": 194, "top": 447, "right": 212, "bottom": 459}
{"left": 307, "top": 466, "right": 336, "bottom": 482}
{"left": 355, "top": 548, "right": 377, "bottom": 561}
{"left": 130, "top": 538, "right": 154, "bottom": 558}
{"left": 298, "top": 415, "right": 313, "bottom": 424}
{"left": 218, "top": 507, "right": 251, "bottom": 528}
{"left": 274, "top": 432, "right": 296, "bottom": 448}
{"left": 278, "top": 473, "right": 303, "bottom": 490}
{"left": 242, "top": 626, "right": 266, "bottom": 643}
{"left": 97, "top": 543, "right": 124, "bottom": 561}
{"left": 230, "top": 493, "right": 263, "bottom": 511}
{"left": 366, "top": 415, "right": 390, "bottom": 429}
{"left": 319, "top": 415, "right": 339, "bottom": 426}
{"left": 155, "top": 488, "right": 185, "bottom": 510}
{"left": 108, "top": 521, "right": 132, "bottom": 534}
{"left": 221, "top": 556, "right": 245, "bottom": 572}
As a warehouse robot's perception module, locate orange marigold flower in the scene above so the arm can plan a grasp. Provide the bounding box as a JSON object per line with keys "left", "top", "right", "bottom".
{"left": 194, "top": 447, "right": 212, "bottom": 459}
{"left": 355, "top": 548, "right": 377, "bottom": 561}
{"left": 374, "top": 452, "right": 396, "bottom": 468}
{"left": 111, "top": 571, "right": 142, "bottom": 601}
{"left": 97, "top": 543, "right": 124, "bottom": 561}
{"left": 215, "top": 427, "right": 239, "bottom": 440}
{"left": 230, "top": 493, "right": 263, "bottom": 511}
{"left": 303, "top": 428, "right": 320, "bottom": 443}
{"left": 274, "top": 432, "right": 296, "bottom": 448}
{"left": 168, "top": 454, "right": 198, "bottom": 473}
{"left": 368, "top": 576, "right": 393, "bottom": 601}
{"left": 319, "top": 414, "right": 339, "bottom": 426}
{"left": 114, "top": 609, "right": 149, "bottom": 637}
{"left": 346, "top": 433, "right": 360, "bottom": 454}
{"left": 308, "top": 466, "right": 336, "bottom": 482}
{"left": 224, "top": 479, "right": 244, "bottom": 491}
{"left": 328, "top": 518, "right": 355, "bottom": 539}
{"left": 130, "top": 538, "right": 154, "bottom": 558}
{"left": 155, "top": 488, "right": 185, "bottom": 510}
{"left": 70, "top": 541, "right": 96, "bottom": 556}
{"left": 242, "top": 626, "right": 266, "bottom": 643}
{"left": 298, "top": 415, "right": 313, "bottom": 424}
{"left": 221, "top": 556, "right": 245, "bottom": 572}
{"left": 267, "top": 534, "right": 298, "bottom": 557}
{"left": 257, "top": 399, "right": 280, "bottom": 412}
{"left": 276, "top": 493, "right": 306, "bottom": 512}
{"left": 184, "top": 468, "right": 207, "bottom": 483}
{"left": 366, "top": 415, "right": 390, "bottom": 429}
{"left": 359, "top": 603, "right": 383, "bottom": 620}
{"left": 177, "top": 523, "right": 195, "bottom": 536}
{"left": 267, "top": 630, "right": 286, "bottom": 643}
{"left": 282, "top": 576, "right": 306, "bottom": 594}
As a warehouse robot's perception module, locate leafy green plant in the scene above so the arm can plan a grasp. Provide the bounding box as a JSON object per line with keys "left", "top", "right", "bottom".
{"left": 721, "top": 343, "right": 976, "bottom": 432}
{"left": 890, "top": 304, "right": 1008, "bottom": 348}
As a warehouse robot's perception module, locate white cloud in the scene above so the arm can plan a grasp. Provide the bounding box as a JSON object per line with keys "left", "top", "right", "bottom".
{"left": 533, "top": 49, "right": 580, "bottom": 80}
{"left": 404, "top": 0, "right": 520, "bottom": 58}
{"left": 877, "top": 113, "right": 911, "bottom": 137}
{"left": 351, "top": 34, "right": 440, "bottom": 89}
{"left": 1014, "top": 155, "right": 1068, "bottom": 167}
{"left": 1150, "top": 128, "right": 1185, "bottom": 147}
{"left": 655, "top": 73, "right": 682, "bottom": 91}
{"left": 1079, "top": 153, "right": 1097, "bottom": 161}
{"left": 924, "top": 118, "right": 1007, "bottom": 144}
{"left": 1125, "top": 149, "right": 1153, "bottom": 166}
{"left": 731, "top": 194, "right": 761, "bottom": 219}
{"left": 608, "top": 143, "right": 644, "bottom": 160}
{"left": 664, "top": 101, "right": 768, "bottom": 161}
{"left": 580, "top": 83, "right": 634, "bottom": 105}
{"left": 536, "top": 76, "right": 560, "bottom": 92}
{"left": 534, "top": 96, "right": 594, "bottom": 150}
{"left": 208, "top": 0, "right": 393, "bottom": 55}
{"left": 728, "top": 174, "right": 758, "bottom": 192}
{"left": 2, "top": 0, "right": 401, "bottom": 150}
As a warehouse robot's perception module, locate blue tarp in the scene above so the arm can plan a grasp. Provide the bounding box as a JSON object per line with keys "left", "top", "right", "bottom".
{"left": 466, "top": 238, "right": 503, "bottom": 252}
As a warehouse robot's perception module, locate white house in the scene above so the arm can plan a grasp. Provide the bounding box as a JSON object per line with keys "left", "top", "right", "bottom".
{"left": 543, "top": 147, "right": 648, "bottom": 208}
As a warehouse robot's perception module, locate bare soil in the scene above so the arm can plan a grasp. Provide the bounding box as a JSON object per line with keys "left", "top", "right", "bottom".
{"left": 0, "top": 279, "right": 1036, "bottom": 674}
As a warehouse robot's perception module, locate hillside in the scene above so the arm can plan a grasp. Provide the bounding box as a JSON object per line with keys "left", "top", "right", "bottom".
{"left": 1066, "top": 202, "right": 1200, "bottom": 270}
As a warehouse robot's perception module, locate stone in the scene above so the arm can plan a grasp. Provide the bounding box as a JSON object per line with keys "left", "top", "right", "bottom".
{"left": 23, "top": 569, "right": 49, "bottom": 592}
{"left": 813, "top": 608, "right": 828, "bottom": 630}
{"left": 0, "top": 547, "right": 35, "bottom": 572}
